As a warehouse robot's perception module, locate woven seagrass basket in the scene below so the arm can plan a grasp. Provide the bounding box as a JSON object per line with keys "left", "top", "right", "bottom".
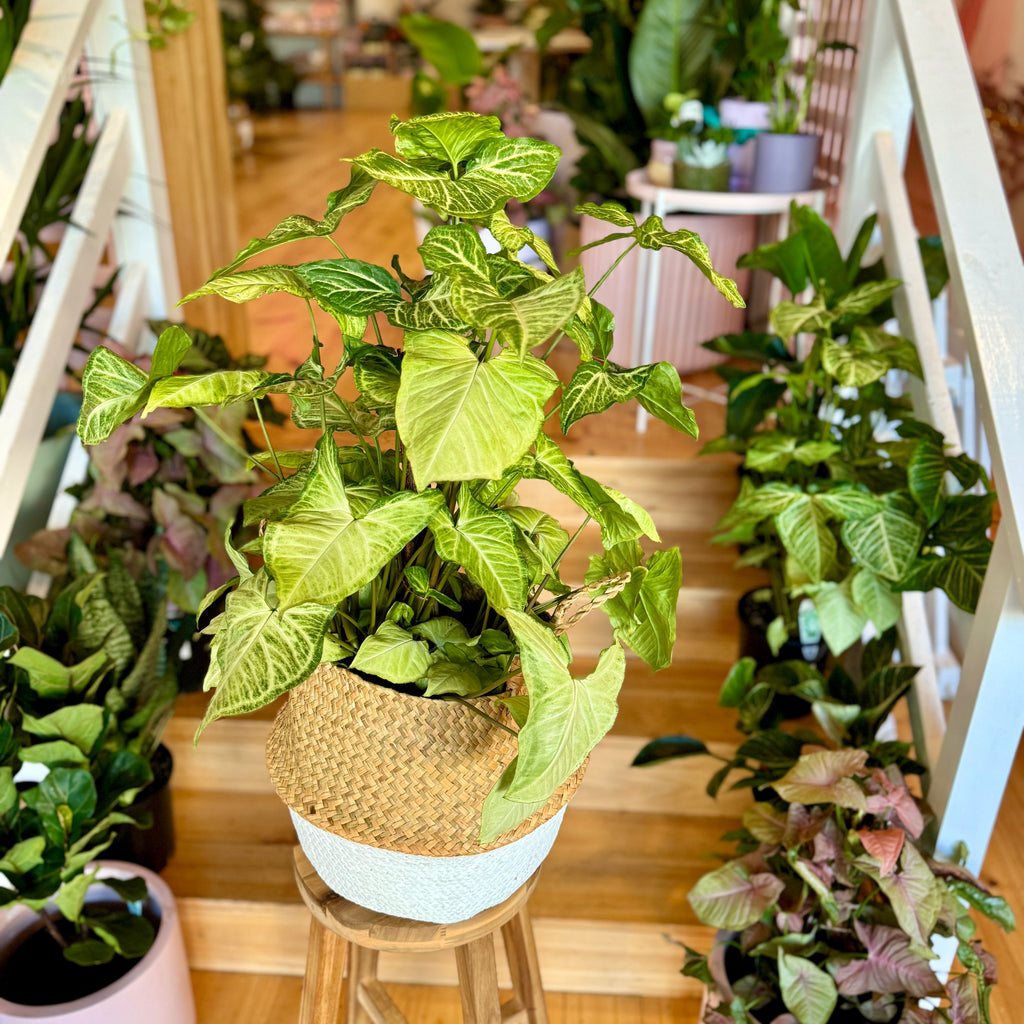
{"left": 265, "top": 663, "right": 585, "bottom": 857}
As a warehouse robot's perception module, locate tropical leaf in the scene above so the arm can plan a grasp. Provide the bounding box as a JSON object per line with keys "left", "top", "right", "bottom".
{"left": 294, "top": 259, "right": 402, "bottom": 317}
{"left": 391, "top": 111, "right": 501, "bottom": 165}
{"left": 198, "top": 570, "right": 334, "bottom": 736}
{"left": 352, "top": 136, "right": 560, "bottom": 219}
{"left": 807, "top": 579, "right": 867, "bottom": 655}
{"left": 870, "top": 842, "right": 944, "bottom": 957}
{"left": 504, "top": 611, "right": 624, "bottom": 804}
{"left": 211, "top": 166, "right": 377, "bottom": 276}
{"left": 820, "top": 336, "right": 891, "bottom": 388}
{"left": 773, "top": 749, "right": 869, "bottom": 810}
{"left": 778, "top": 951, "right": 838, "bottom": 1024}
{"left": 636, "top": 362, "right": 699, "bottom": 437}
{"left": 430, "top": 486, "right": 529, "bottom": 611}
{"left": 688, "top": 860, "right": 785, "bottom": 931}
{"left": 842, "top": 507, "right": 924, "bottom": 581}
{"left": 559, "top": 361, "right": 653, "bottom": 432}
{"left": 350, "top": 622, "right": 431, "bottom": 685}
{"left": 77, "top": 347, "right": 149, "bottom": 445}
{"left": 396, "top": 330, "right": 558, "bottom": 486}
{"left": 478, "top": 756, "right": 549, "bottom": 844}
{"left": 418, "top": 223, "right": 490, "bottom": 281}
{"left": 850, "top": 568, "right": 902, "bottom": 633}
{"left": 451, "top": 266, "right": 585, "bottom": 357}
{"left": 776, "top": 495, "right": 837, "bottom": 583}
{"left": 144, "top": 371, "right": 270, "bottom": 414}
{"left": 263, "top": 438, "right": 444, "bottom": 609}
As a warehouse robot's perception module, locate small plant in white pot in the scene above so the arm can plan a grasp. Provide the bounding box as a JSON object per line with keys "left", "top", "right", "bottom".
{"left": 74, "top": 111, "right": 743, "bottom": 923}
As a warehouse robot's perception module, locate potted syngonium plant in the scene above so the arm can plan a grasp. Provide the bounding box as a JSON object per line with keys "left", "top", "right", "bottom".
{"left": 74, "top": 111, "right": 743, "bottom": 924}
{"left": 683, "top": 749, "right": 1014, "bottom": 1024}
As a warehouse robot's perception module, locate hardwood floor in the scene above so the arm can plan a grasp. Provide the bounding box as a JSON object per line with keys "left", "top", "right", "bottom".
{"left": 169, "top": 108, "right": 1024, "bottom": 1022}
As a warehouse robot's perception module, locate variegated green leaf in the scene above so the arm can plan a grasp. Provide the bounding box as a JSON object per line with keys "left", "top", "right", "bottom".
{"left": 842, "top": 506, "right": 924, "bottom": 580}
{"left": 833, "top": 278, "right": 902, "bottom": 316}
{"left": 181, "top": 264, "right": 310, "bottom": 305}
{"left": 391, "top": 111, "right": 503, "bottom": 165}
{"left": 850, "top": 568, "right": 902, "bottom": 632}
{"left": 77, "top": 347, "right": 149, "bottom": 445}
{"left": 211, "top": 166, "right": 377, "bottom": 277}
{"left": 635, "top": 216, "right": 744, "bottom": 308}
{"left": 479, "top": 756, "right": 549, "bottom": 844}
{"left": 430, "top": 486, "right": 529, "bottom": 611}
{"left": 688, "top": 860, "right": 786, "bottom": 930}
{"left": 418, "top": 224, "right": 490, "bottom": 280}
{"left": 505, "top": 506, "right": 570, "bottom": 579}
{"left": 505, "top": 610, "right": 624, "bottom": 803}
{"left": 144, "top": 371, "right": 270, "bottom": 414}
{"left": 907, "top": 436, "right": 947, "bottom": 525}
{"left": 294, "top": 259, "right": 402, "bottom": 317}
{"left": 263, "top": 437, "right": 444, "bottom": 609}
{"left": 770, "top": 295, "right": 835, "bottom": 338}
{"left": 386, "top": 274, "right": 468, "bottom": 331}
{"left": 559, "top": 361, "right": 652, "bottom": 432}
{"left": 149, "top": 324, "right": 192, "bottom": 378}
{"left": 636, "top": 362, "right": 699, "bottom": 437}
{"left": 522, "top": 433, "right": 610, "bottom": 528}
{"left": 563, "top": 298, "right": 615, "bottom": 361}
{"left": 395, "top": 330, "right": 558, "bottom": 486}
{"left": 350, "top": 621, "right": 431, "bottom": 684}
{"left": 575, "top": 201, "right": 636, "bottom": 229}
{"left": 450, "top": 266, "right": 585, "bottom": 357}
{"left": 807, "top": 578, "right": 867, "bottom": 655}
{"left": 597, "top": 548, "right": 680, "bottom": 669}
{"left": 487, "top": 211, "right": 558, "bottom": 271}
{"left": 817, "top": 487, "right": 881, "bottom": 521}
{"left": 352, "top": 136, "right": 559, "bottom": 219}
{"left": 821, "top": 336, "right": 891, "bottom": 388}
{"left": 198, "top": 570, "right": 334, "bottom": 736}
{"left": 776, "top": 495, "right": 837, "bottom": 583}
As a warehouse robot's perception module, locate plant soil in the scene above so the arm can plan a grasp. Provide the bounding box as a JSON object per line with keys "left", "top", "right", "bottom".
{"left": 0, "top": 902, "right": 159, "bottom": 1007}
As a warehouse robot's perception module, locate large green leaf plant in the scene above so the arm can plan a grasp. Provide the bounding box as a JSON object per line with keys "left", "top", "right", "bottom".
{"left": 703, "top": 205, "right": 992, "bottom": 658}
{"left": 75, "top": 112, "right": 743, "bottom": 843}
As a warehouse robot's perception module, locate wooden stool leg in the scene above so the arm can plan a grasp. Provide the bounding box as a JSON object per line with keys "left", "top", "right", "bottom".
{"left": 346, "top": 946, "right": 381, "bottom": 1024}
{"left": 501, "top": 906, "right": 549, "bottom": 1024}
{"left": 454, "top": 936, "right": 503, "bottom": 1024}
{"left": 300, "top": 918, "right": 349, "bottom": 1024}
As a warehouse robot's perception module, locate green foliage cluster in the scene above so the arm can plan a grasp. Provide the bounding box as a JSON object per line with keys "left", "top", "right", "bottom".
{"left": 683, "top": 749, "right": 1013, "bottom": 1024}
{"left": 75, "top": 112, "right": 743, "bottom": 843}
{"left": 703, "top": 205, "right": 991, "bottom": 658}
{"left": 0, "top": 548, "right": 178, "bottom": 966}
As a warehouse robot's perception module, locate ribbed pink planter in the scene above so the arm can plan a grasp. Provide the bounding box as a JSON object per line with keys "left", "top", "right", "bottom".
{"left": 0, "top": 862, "right": 195, "bottom": 1024}
{"left": 579, "top": 212, "right": 755, "bottom": 374}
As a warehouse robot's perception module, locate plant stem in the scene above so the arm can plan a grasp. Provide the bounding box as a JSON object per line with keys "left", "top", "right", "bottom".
{"left": 252, "top": 398, "right": 283, "bottom": 480}
{"left": 588, "top": 240, "right": 639, "bottom": 300}
{"left": 194, "top": 407, "right": 279, "bottom": 480}
{"left": 445, "top": 695, "right": 518, "bottom": 736}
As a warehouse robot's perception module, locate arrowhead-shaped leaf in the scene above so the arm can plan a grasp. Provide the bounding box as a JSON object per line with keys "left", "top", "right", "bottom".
{"left": 77, "top": 348, "right": 150, "bottom": 445}
{"left": 807, "top": 578, "right": 867, "bottom": 655}
{"left": 842, "top": 507, "right": 924, "bottom": 580}
{"left": 688, "top": 860, "right": 786, "bottom": 930}
{"left": 351, "top": 621, "right": 431, "bottom": 685}
{"left": 773, "top": 749, "right": 869, "bottom": 809}
{"left": 198, "top": 570, "right": 334, "bottom": 736}
{"left": 211, "top": 166, "right": 377, "bottom": 277}
{"left": 834, "top": 921, "right": 943, "bottom": 998}
{"left": 504, "top": 610, "right": 624, "bottom": 803}
{"left": 776, "top": 495, "right": 837, "bottom": 583}
{"left": 850, "top": 568, "right": 902, "bottom": 632}
{"left": 419, "top": 223, "right": 491, "bottom": 280}
{"left": 870, "top": 842, "right": 944, "bottom": 957}
{"left": 430, "top": 487, "right": 529, "bottom": 611}
{"left": 396, "top": 330, "right": 558, "bottom": 486}
{"left": 778, "top": 951, "right": 838, "bottom": 1024}
{"left": 451, "top": 266, "right": 585, "bottom": 357}
{"left": 294, "top": 259, "right": 402, "bottom": 316}
{"left": 144, "top": 371, "right": 270, "bottom": 413}
{"left": 264, "top": 438, "right": 444, "bottom": 609}
{"left": 636, "top": 362, "right": 699, "bottom": 437}
{"left": 478, "top": 756, "right": 550, "bottom": 844}
{"left": 392, "top": 112, "right": 502, "bottom": 164}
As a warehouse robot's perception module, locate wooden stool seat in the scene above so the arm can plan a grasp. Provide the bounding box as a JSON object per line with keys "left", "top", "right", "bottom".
{"left": 293, "top": 846, "right": 550, "bottom": 1024}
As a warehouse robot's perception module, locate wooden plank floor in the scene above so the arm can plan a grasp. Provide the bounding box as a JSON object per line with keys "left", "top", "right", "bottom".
{"left": 164, "top": 109, "right": 1024, "bottom": 1022}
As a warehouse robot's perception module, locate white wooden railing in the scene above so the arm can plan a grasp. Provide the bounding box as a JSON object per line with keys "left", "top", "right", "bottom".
{"left": 839, "top": 0, "right": 1024, "bottom": 873}
{"left": 0, "top": 0, "right": 178, "bottom": 559}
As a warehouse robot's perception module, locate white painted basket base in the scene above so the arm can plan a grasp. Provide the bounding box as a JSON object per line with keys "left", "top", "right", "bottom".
{"left": 289, "top": 806, "right": 566, "bottom": 924}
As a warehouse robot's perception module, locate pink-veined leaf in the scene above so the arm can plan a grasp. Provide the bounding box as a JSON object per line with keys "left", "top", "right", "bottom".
{"left": 947, "top": 973, "right": 983, "bottom": 1024}
{"left": 832, "top": 921, "right": 944, "bottom": 998}
{"left": 688, "top": 861, "right": 786, "bottom": 931}
{"left": 773, "top": 749, "right": 869, "bottom": 810}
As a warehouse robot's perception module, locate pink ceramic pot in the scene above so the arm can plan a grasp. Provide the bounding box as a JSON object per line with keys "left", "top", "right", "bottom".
{"left": 0, "top": 862, "right": 195, "bottom": 1023}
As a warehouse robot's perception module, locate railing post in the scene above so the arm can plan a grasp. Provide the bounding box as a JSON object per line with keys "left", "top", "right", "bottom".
{"left": 929, "top": 529, "right": 1024, "bottom": 873}
{"left": 835, "top": 0, "right": 912, "bottom": 249}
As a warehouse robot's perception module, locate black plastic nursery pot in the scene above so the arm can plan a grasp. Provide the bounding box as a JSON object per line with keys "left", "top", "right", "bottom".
{"left": 105, "top": 744, "right": 176, "bottom": 874}
{"left": 737, "top": 588, "right": 827, "bottom": 670}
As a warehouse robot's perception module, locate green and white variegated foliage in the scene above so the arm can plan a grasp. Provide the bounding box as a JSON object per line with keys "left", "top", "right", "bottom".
{"left": 706, "top": 205, "right": 992, "bottom": 657}
{"left": 76, "top": 112, "right": 743, "bottom": 842}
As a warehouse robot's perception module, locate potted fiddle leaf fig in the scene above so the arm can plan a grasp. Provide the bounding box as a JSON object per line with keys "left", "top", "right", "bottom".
{"left": 703, "top": 205, "right": 992, "bottom": 663}
{"left": 74, "top": 111, "right": 743, "bottom": 924}
{"left": 683, "top": 748, "right": 1014, "bottom": 1024}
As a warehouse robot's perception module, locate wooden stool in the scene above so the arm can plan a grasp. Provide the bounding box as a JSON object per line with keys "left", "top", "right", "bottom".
{"left": 292, "top": 846, "right": 550, "bottom": 1024}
